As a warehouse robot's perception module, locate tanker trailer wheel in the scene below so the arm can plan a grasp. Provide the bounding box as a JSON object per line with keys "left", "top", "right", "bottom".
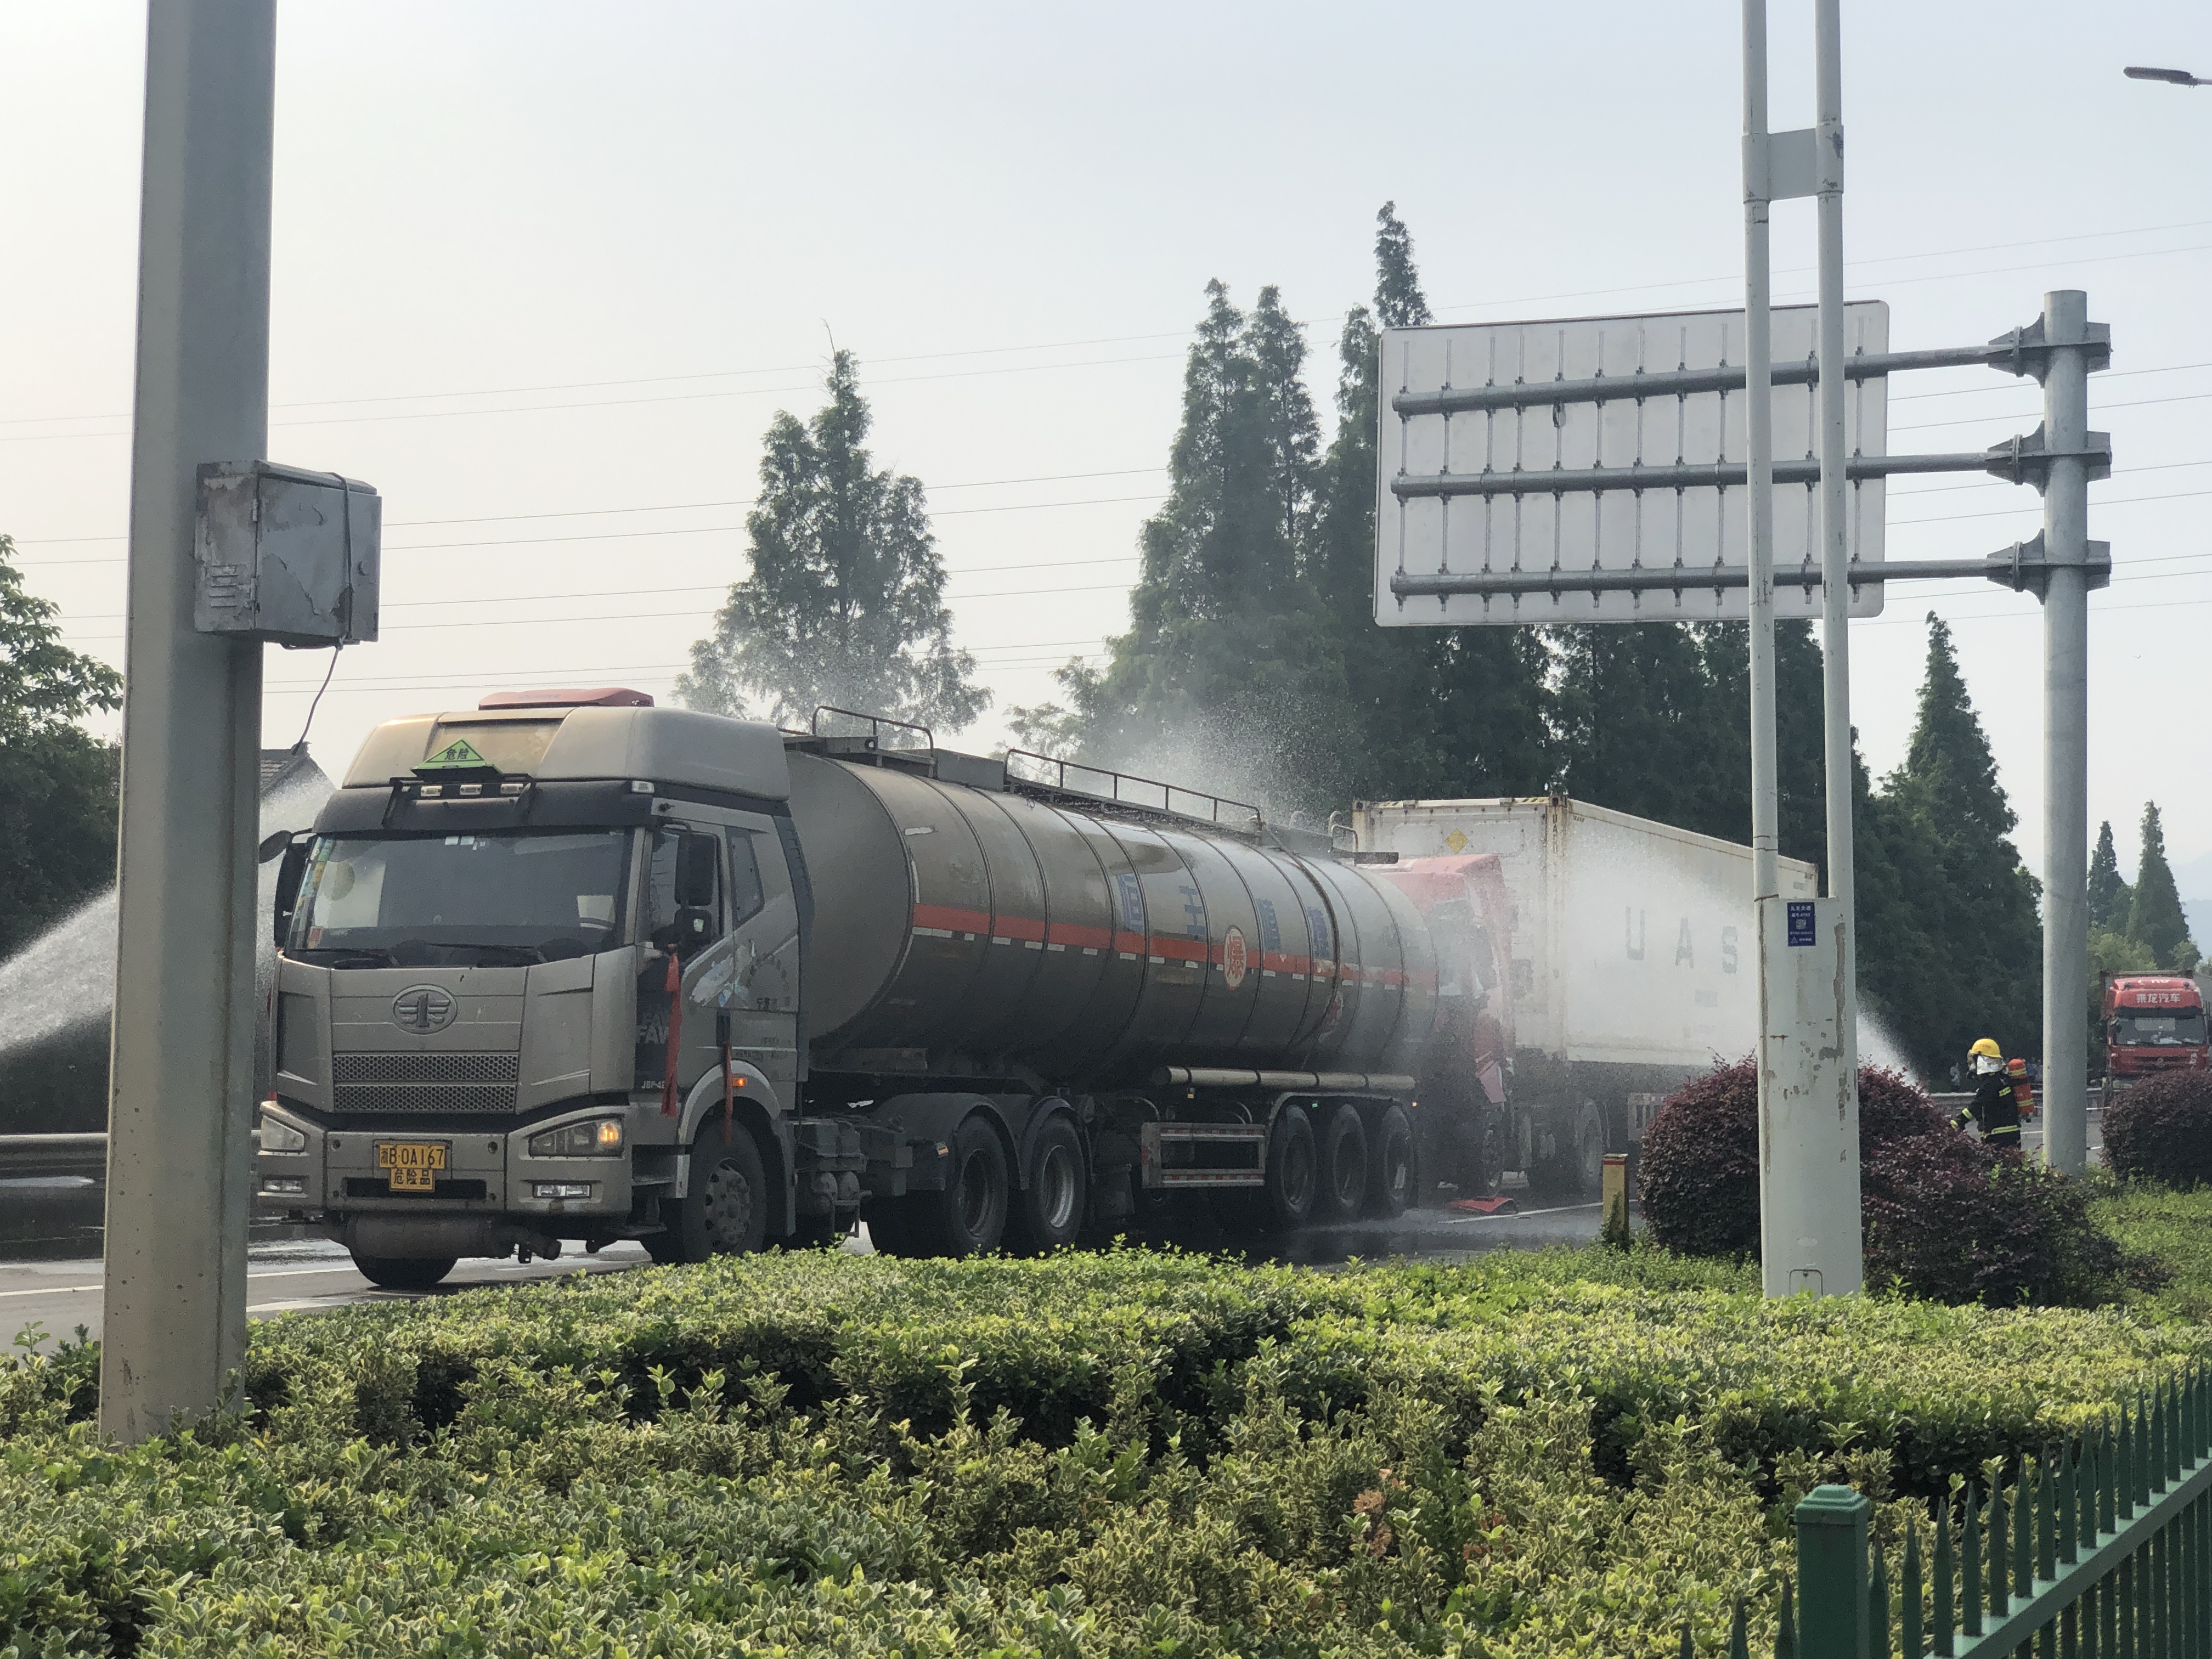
{"left": 1313, "top": 1104, "right": 1369, "bottom": 1226}
{"left": 1527, "top": 1102, "right": 1604, "bottom": 1203}
{"left": 349, "top": 1252, "right": 456, "bottom": 1291}
{"left": 1009, "top": 1115, "right": 1087, "bottom": 1254}
{"left": 1364, "top": 1104, "right": 1414, "bottom": 1220}
{"left": 871, "top": 1114, "right": 1010, "bottom": 1257}
{"left": 649, "top": 1121, "right": 768, "bottom": 1264}
{"left": 1258, "top": 1105, "right": 1319, "bottom": 1232}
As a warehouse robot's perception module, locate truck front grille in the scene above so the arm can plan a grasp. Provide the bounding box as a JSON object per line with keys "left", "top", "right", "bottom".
{"left": 331, "top": 1052, "right": 520, "bottom": 1113}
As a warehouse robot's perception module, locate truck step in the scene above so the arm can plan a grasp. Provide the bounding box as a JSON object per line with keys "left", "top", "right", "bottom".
{"left": 1137, "top": 1121, "right": 1267, "bottom": 1189}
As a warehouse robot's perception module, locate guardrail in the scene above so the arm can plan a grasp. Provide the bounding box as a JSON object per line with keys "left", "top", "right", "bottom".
{"left": 1764, "top": 1366, "right": 2212, "bottom": 1659}
{"left": 0, "top": 1133, "right": 108, "bottom": 1181}
{"left": 1925, "top": 1086, "right": 2106, "bottom": 1114}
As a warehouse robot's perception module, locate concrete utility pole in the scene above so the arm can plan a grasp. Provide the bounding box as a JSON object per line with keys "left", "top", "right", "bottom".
{"left": 101, "top": 0, "right": 277, "bottom": 1442}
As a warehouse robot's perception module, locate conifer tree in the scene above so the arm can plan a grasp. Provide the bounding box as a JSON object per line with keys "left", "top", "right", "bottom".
{"left": 0, "top": 532, "right": 121, "bottom": 957}
{"left": 1548, "top": 624, "right": 1737, "bottom": 839}
{"left": 1310, "top": 204, "right": 1550, "bottom": 802}
{"left": 678, "top": 351, "right": 985, "bottom": 731}
{"left": 1029, "top": 280, "right": 1356, "bottom": 805}
{"left": 1877, "top": 614, "right": 2042, "bottom": 1069}
{"left": 2087, "top": 820, "right": 2131, "bottom": 931}
{"left": 1692, "top": 618, "right": 1831, "bottom": 870}
{"left": 2128, "top": 802, "right": 2198, "bottom": 970}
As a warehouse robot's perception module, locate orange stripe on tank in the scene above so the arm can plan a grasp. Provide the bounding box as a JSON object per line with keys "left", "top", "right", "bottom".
{"left": 912, "top": 904, "right": 992, "bottom": 935}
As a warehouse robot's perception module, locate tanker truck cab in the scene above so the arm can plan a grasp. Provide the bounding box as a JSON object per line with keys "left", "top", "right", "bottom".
{"left": 258, "top": 690, "right": 810, "bottom": 1288}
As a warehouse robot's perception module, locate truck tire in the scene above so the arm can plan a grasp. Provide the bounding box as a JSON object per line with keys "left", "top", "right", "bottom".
{"left": 349, "top": 1252, "right": 455, "bottom": 1291}
{"left": 787, "top": 1213, "right": 847, "bottom": 1250}
{"left": 1262, "top": 1105, "right": 1319, "bottom": 1231}
{"left": 1009, "top": 1114, "right": 1087, "bottom": 1254}
{"left": 872, "top": 1114, "right": 1009, "bottom": 1257}
{"left": 1365, "top": 1103, "right": 1414, "bottom": 1219}
{"left": 1527, "top": 1103, "right": 1604, "bottom": 1202}
{"left": 1313, "top": 1104, "right": 1368, "bottom": 1226}
{"left": 649, "top": 1121, "right": 769, "bottom": 1263}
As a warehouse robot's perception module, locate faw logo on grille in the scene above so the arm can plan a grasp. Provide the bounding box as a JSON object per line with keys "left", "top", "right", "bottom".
{"left": 390, "top": 986, "right": 458, "bottom": 1034}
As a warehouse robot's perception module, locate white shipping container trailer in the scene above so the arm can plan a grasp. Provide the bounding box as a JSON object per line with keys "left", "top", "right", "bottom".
{"left": 1351, "top": 795, "right": 1817, "bottom": 1197}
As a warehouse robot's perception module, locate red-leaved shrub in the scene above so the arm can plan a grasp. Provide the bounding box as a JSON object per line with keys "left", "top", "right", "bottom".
{"left": 2102, "top": 1074, "right": 2212, "bottom": 1188}
{"left": 1639, "top": 1059, "right": 1942, "bottom": 1260}
{"left": 1859, "top": 1133, "right": 2131, "bottom": 1305}
{"left": 1640, "top": 1057, "right": 2139, "bottom": 1306}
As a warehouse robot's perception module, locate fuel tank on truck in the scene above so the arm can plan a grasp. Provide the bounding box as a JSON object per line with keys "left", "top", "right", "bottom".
{"left": 785, "top": 751, "right": 1436, "bottom": 1085}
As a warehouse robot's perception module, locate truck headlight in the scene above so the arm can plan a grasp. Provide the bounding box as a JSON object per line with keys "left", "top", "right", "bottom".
{"left": 527, "top": 1119, "right": 623, "bottom": 1158}
{"left": 257, "top": 1113, "right": 308, "bottom": 1153}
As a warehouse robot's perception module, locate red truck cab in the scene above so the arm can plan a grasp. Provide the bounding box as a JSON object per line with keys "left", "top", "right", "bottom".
{"left": 2103, "top": 974, "right": 2211, "bottom": 1084}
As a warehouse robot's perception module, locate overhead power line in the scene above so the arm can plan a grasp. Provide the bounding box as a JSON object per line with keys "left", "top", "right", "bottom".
{"left": 4, "top": 219, "right": 2209, "bottom": 436}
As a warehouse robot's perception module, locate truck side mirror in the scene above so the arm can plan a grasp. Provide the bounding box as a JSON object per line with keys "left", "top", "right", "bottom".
{"left": 652, "top": 905, "right": 716, "bottom": 955}
{"left": 272, "top": 838, "right": 312, "bottom": 947}
{"left": 675, "top": 832, "right": 718, "bottom": 909}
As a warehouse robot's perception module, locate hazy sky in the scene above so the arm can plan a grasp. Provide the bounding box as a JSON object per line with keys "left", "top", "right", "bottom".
{"left": 3, "top": 2, "right": 2209, "bottom": 889}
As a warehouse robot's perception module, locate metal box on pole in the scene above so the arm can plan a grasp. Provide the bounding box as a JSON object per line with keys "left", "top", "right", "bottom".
{"left": 194, "top": 462, "right": 381, "bottom": 647}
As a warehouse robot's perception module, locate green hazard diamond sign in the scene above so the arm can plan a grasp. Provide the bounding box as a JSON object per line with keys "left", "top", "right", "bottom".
{"left": 417, "top": 738, "right": 494, "bottom": 772}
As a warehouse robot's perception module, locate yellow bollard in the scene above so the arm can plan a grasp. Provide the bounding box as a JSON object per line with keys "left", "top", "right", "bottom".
{"left": 1601, "top": 1152, "right": 1630, "bottom": 1249}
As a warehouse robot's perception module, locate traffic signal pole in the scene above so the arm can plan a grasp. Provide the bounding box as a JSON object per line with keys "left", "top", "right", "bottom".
{"left": 100, "top": 0, "right": 277, "bottom": 1442}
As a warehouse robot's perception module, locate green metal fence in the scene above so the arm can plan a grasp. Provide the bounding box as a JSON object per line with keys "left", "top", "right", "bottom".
{"left": 1765, "top": 1368, "right": 2212, "bottom": 1659}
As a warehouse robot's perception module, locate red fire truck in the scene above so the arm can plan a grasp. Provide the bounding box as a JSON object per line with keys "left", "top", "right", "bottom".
{"left": 2102, "top": 974, "right": 2211, "bottom": 1087}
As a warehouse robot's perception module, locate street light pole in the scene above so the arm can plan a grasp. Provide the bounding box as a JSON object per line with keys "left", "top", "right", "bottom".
{"left": 100, "top": 0, "right": 277, "bottom": 1443}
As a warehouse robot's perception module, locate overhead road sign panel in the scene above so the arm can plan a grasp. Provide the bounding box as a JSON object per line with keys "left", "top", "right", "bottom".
{"left": 1376, "top": 302, "right": 1889, "bottom": 627}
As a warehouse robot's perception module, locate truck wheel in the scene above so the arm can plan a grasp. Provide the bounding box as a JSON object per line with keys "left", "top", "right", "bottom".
{"left": 1262, "top": 1105, "right": 1318, "bottom": 1231}
{"left": 350, "top": 1252, "right": 456, "bottom": 1291}
{"left": 1313, "top": 1104, "right": 1368, "bottom": 1226}
{"left": 874, "top": 1115, "right": 1009, "bottom": 1257}
{"left": 787, "top": 1212, "right": 847, "bottom": 1250}
{"left": 650, "top": 1122, "right": 769, "bottom": 1263}
{"left": 1010, "top": 1115, "right": 1087, "bottom": 1254}
{"left": 1365, "top": 1104, "right": 1414, "bottom": 1218}
{"left": 1528, "top": 1103, "right": 1604, "bottom": 1202}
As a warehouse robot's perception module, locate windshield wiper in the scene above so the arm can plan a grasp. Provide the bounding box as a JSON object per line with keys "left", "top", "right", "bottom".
{"left": 306, "top": 947, "right": 394, "bottom": 968}
{"left": 440, "top": 943, "right": 545, "bottom": 965}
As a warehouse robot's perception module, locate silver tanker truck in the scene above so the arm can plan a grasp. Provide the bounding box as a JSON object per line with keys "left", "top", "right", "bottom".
{"left": 256, "top": 688, "right": 1774, "bottom": 1284}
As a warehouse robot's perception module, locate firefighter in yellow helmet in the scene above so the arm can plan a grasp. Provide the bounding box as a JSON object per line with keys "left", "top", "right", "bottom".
{"left": 1950, "top": 1037, "right": 2023, "bottom": 1152}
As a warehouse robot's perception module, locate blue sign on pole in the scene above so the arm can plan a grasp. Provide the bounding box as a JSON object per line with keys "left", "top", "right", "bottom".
{"left": 1786, "top": 900, "right": 1816, "bottom": 947}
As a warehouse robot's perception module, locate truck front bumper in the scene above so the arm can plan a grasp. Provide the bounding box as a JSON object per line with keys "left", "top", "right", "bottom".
{"left": 256, "top": 1100, "right": 638, "bottom": 1254}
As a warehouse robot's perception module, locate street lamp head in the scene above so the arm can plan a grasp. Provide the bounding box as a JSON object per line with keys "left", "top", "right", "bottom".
{"left": 2124, "top": 65, "right": 2207, "bottom": 86}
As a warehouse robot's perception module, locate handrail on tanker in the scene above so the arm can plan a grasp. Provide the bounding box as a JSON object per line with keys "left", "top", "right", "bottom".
{"left": 1003, "top": 749, "right": 1262, "bottom": 833}
{"left": 811, "top": 706, "right": 935, "bottom": 754}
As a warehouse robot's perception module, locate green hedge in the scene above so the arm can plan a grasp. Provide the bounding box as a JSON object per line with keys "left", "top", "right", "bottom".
{"left": 3, "top": 1245, "right": 2203, "bottom": 1658}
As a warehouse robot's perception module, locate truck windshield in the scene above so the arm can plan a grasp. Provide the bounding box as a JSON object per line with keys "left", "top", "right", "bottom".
{"left": 288, "top": 831, "right": 630, "bottom": 966}
{"left": 2114, "top": 1010, "right": 2209, "bottom": 1046}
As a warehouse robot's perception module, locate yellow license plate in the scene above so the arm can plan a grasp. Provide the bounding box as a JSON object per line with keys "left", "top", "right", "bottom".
{"left": 376, "top": 1141, "right": 447, "bottom": 1193}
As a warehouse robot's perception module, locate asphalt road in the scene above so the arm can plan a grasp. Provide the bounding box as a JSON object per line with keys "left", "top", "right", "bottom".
{"left": 0, "top": 1235, "right": 662, "bottom": 1352}
{"left": 0, "top": 1200, "right": 1610, "bottom": 1352}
